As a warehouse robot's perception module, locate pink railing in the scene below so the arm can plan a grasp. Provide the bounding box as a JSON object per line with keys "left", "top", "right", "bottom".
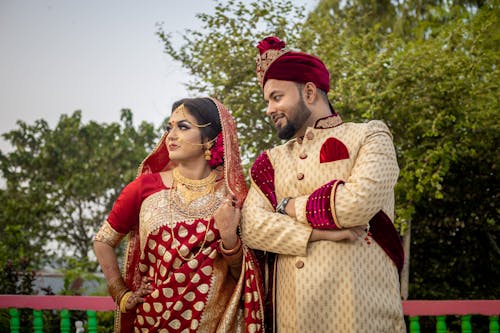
{"left": 0, "top": 296, "right": 499, "bottom": 332}
{"left": 0, "top": 295, "right": 115, "bottom": 311}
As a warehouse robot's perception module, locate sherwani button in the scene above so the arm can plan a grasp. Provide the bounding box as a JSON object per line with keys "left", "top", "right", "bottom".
{"left": 295, "top": 260, "right": 304, "bottom": 269}
{"left": 299, "top": 152, "right": 308, "bottom": 159}
{"left": 297, "top": 173, "right": 304, "bottom": 180}
{"left": 306, "top": 132, "right": 314, "bottom": 140}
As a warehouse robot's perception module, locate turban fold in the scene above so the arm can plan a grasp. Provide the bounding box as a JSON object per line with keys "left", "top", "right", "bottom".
{"left": 255, "top": 36, "right": 330, "bottom": 92}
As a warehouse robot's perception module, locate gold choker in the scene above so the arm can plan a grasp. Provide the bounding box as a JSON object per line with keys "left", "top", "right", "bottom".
{"left": 172, "top": 168, "right": 216, "bottom": 205}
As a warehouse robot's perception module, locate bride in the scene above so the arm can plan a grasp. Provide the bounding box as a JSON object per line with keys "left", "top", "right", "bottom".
{"left": 93, "top": 97, "right": 264, "bottom": 332}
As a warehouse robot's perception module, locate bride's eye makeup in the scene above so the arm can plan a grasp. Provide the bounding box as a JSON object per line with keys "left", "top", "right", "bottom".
{"left": 165, "top": 120, "right": 193, "bottom": 133}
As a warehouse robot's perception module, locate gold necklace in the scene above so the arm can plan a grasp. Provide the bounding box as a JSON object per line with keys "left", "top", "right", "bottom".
{"left": 168, "top": 169, "right": 220, "bottom": 261}
{"left": 172, "top": 168, "right": 216, "bottom": 205}
{"left": 168, "top": 187, "right": 217, "bottom": 262}
{"left": 171, "top": 186, "right": 219, "bottom": 217}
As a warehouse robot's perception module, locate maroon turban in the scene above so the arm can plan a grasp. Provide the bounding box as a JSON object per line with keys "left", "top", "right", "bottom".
{"left": 255, "top": 36, "right": 330, "bottom": 92}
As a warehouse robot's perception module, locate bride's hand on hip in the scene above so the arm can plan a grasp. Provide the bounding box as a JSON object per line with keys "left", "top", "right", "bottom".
{"left": 125, "top": 276, "right": 154, "bottom": 311}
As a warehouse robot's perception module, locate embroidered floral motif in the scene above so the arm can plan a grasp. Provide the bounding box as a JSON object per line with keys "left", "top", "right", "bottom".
{"left": 255, "top": 48, "right": 290, "bottom": 88}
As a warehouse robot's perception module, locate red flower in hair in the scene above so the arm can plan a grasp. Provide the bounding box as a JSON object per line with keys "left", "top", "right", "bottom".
{"left": 257, "top": 36, "right": 286, "bottom": 54}
{"left": 208, "top": 133, "right": 224, "bottom": 168}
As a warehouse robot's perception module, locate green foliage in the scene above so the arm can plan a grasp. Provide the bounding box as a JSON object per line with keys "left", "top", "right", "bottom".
{"left": 0, "top": 257, "right": 36, "bottom": 332}
{"left": 96, "top": 311, "right": 115, "bottom": 333}
{"left": 0, "top": 257, "right": 35, "bottom": 295}
{"left": 59, "top": 257, "right": 102, "bottom": 295}
{"left": 0, "top": 311, "right": 8, "bottom": 333}
{"left": 0, "top": 109, "right": 159, "bottom": 272}
{"left": 309, "top": 0, "right": 499, "bottom": 299}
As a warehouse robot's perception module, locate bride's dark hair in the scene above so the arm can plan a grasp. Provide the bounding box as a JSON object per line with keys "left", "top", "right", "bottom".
{"left": 171, "top": 98, "right": 222, "bottom": 143}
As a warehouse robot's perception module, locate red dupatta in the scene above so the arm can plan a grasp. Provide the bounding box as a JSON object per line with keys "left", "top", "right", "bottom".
{"left": 116, "top": 97, "right": 264, "bottom": 332}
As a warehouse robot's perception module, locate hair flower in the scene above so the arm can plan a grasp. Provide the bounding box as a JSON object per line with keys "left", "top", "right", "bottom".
{"left": 208, "top": 132, "right": 224, "bottom": 168}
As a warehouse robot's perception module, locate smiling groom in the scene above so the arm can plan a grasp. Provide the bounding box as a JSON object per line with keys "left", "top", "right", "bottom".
{"left": 241, "top": 36, "right": 406, "bottom": 333}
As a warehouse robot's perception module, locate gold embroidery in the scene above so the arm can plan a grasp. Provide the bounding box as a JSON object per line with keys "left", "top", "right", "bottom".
{"left": 314, "top": 114, "right": 343, "bottom": 129}
{"left": 94, "top": 221, "right": 125, "bottom": 248}
{"left": 138, "top": 188, "right": 224, "bottom": 252}
{"left": 255, "top": 49, "right": 290, "bottom": 88}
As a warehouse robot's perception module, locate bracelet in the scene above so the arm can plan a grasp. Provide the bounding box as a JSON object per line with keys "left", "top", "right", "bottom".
{"left": 116, "top": 288, "right": 130, "bottom": 306}
{"left": 276, "top": 197, "right": 291, "bottom": 215}
{"left": 119, "top": 290, "right": 133, "bottom": 313}
{"left": 107, "top": 276, "right": 128, "bottom": 304}
{"left": 220, "top": 237, "right": 242, "bottom": 256}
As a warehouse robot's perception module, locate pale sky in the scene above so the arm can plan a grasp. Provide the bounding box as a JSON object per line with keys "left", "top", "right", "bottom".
{"left": 0, "top": 0, "right": 316, "bottom": 152}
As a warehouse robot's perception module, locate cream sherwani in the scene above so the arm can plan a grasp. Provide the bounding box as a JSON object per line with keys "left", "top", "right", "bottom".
{"left": 241, "top": 115, "right": 405, "bottom": 333}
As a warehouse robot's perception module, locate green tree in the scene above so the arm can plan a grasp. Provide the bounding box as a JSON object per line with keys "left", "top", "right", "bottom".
{"left": 389, "top": 3, "right": 500, "bottom": 301}
{"left": 0, "top": 109, "right": 159, "bottom": 272}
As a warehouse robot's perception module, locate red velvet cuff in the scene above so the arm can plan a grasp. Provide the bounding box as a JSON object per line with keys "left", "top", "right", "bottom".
{"left": 306, "top": 180, "right": 344, "bottom": 229}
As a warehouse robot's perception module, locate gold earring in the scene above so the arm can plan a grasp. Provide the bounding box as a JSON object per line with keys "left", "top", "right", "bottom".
{"left": 204, "top": 143, "right": 212, "bottom": 160}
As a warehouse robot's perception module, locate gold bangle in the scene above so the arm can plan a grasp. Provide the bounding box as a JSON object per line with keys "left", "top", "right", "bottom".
{"left": 116, "top": 288, "right": 129, "bottom": 306}
{"left": 220, "top": 237, "right": 242, "bottom": 256}
{"left": 119, "top": 290, "right": 133, "bottom": 313}
{"left": 107, "top": 276, "right": 128, "bottom": 303}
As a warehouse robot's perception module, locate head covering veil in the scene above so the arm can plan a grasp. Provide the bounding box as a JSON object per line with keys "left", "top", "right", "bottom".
{"left": 116, "top": 97, "right": 262, "bottom": 332}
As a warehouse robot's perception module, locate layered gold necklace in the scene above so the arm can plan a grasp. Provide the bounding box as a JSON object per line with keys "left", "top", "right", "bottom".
{"left": 172, "top": 168, "right": 216, "bottom": 205}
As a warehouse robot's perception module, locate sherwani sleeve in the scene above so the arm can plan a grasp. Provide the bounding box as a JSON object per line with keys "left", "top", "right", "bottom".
{"left": 334, "top": 121, "right": 399, "bottom": 227}
{"left": 241, "top": 152, "right": 312, "bottom": 257}
{"left": 294, "top": 121, "right": 399, "bottom": 229}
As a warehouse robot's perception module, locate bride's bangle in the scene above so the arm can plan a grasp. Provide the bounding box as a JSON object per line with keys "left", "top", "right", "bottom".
{"left": 220, "top": 237, "right": 242, "bottom": 256}
{"left": 119, "top": 290, "right": 133, "bottom": 313}
{"left": 108, "top": 276, "right": 128, "bottom": 304}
